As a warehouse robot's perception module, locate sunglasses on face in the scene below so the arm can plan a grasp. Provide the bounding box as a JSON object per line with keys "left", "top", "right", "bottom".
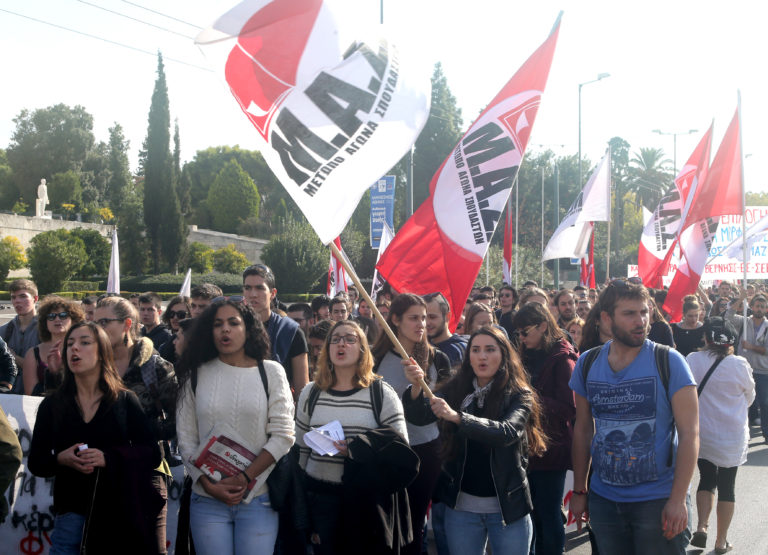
{"left": 168, "top": 310, "right": 189, "bottom": 319}
{"left": 519, "top": 324, "right": 538, "bottom": 338}
{"left": 47, "top": 311, "right": 70, "bottom": 321}
{"left": 329, "top": 334, "right": 359, "bottom": 345}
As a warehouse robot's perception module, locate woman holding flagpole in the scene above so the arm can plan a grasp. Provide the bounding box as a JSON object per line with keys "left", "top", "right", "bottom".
{"left": 372, "top": 293, "right": 451, "bottom": 555}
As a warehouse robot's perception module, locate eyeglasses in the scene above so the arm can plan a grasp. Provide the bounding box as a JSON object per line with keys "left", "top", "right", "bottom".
{"left": 212, "top": 296, "right": 245, "bottom": 303}
{"left": 519, "top": 324, "right": 538, "bottom": 338}
{"left": 168, "top": 310, "right": 189, "bottom": 319}
{"left": 47, "top": 311, "right": 71, "bottom": 321}
{"left": 96, "top": 318, "right": 124, "bottom": 327}
{"left": 329, "top": 334, "right": 359, "bottom": 345}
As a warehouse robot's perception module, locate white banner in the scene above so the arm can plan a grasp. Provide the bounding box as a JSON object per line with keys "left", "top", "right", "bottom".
{"left": 0, "top": 395, "right": 183, "bottom": 555}
{"left": 197, "top": 0, "right": 430, "bottom": 245}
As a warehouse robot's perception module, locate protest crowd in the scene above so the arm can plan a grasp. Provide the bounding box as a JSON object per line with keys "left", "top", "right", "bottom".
{"left": 0, "top": 268, "right": 761, "bottom": 555}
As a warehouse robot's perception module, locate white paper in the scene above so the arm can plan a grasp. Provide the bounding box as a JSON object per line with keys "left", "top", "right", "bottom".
{"left": 304, "top": 420, "right": 345, "bottom": 456}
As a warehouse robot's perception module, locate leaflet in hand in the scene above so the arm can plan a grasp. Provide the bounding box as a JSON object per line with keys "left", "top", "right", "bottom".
{"left": 192, "top": 434, "right": 258, "bottom": 490}
{"left": 304, "top": 420, "right": 345, "bottom": 456}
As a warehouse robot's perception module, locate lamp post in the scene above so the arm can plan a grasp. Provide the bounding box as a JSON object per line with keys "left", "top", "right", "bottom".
{"left": 578, "top": 73, "right": 610, "bottom": 189}
{"left": 652, "top": 128, "right": 698, "bottom": 174}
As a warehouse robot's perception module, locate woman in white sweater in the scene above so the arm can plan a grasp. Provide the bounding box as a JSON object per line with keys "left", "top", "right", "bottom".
{"left": 687, "top": 317, "right": 755, "bottom": 554}
{"left": 176, "top": 299, "right": 295, "bottom": 554}
{"left": 296, "top": 320, "right": 407, "bottom": 555}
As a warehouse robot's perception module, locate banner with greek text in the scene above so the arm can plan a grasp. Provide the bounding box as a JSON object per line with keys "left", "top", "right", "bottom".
{"left": 370, "top": 176, "right": 396, "bottom": 249}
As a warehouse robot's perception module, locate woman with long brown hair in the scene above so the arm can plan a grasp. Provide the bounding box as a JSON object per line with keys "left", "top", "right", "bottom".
{"left": 402, "top": 326, "right": 546, "bottom": 554}
{"left": 512, "top": 302, "right": 578, "bottom": 555}
{"left": 28, "top": 322, "right": 162, "bottom": 554}
{"left": 296, "top": 320, "right": 407, "bottom": 554}
{"left": 371, "top": 293, "right": 451, "bottom": 555}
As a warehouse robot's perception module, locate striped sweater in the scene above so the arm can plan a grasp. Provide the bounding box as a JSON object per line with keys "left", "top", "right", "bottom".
{"left": 295, "top": 380, "right": 408, "bottom": 484}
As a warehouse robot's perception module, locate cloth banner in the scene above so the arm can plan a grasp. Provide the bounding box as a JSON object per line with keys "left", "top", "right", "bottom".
{"left": 196, "top": 0, "right": 430, "bottom": 245}
{"left": 180, "top": 268, "right": 192, "bottom": 298}
{"left": 370, "top": 223, "right": 394, "bottom": 302}
{"left": 543, "top": 150, "right": 610, "bottom": 261}
{"left": 376, "top": 14, "right": 562, "bottom": 330}
{"left": 106, "top": 228, "right": 120, "bottom": 294}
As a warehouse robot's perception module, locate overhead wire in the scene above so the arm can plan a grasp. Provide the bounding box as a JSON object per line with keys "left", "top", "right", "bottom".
{"left": 75, "top": 0, "right": 195, "bottom": 40}
{"left": 120, "top": 0, "right": 203, "bottom": 30}
{"left": 0, "top": 7, "right": 213, "bottom": 72}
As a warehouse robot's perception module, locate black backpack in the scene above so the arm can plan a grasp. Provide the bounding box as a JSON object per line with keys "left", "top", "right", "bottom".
{"left": 303, "top": 378, "right": 385, "bottom": 426}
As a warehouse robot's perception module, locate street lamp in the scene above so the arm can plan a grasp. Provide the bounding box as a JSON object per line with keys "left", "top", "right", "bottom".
{"left": 652, "top": 128, "right": 698, "bottom": 175}
{"left": 578, "top": 73, "right": 611, "bottom": 188}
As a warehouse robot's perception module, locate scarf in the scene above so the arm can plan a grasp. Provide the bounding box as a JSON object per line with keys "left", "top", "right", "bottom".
{"left": 460, "top": 378, "right": 494, "bottom": 411}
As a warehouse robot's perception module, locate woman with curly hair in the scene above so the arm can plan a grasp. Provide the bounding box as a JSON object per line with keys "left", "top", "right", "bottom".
{"left": 175, "top": 299, "right": 294, "bottom": 554}
{"left": 296, "top": 320, "right": 408, "bottom": 554}
{"left": 372, "top": 293, "right": 451, "bottom": 555}
{"left": 402, "top": 326, "right": 547, "bottom": 554}
{"left": 24, "top": 296, "right": 85, "bottom": 395}
{"left": 512, "top": 303, "right": 578, "bottom": 555}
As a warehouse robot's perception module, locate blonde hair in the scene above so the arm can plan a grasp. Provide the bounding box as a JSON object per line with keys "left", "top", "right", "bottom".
{"left": 314, "top": 321, "right": 378, "bottom": 391}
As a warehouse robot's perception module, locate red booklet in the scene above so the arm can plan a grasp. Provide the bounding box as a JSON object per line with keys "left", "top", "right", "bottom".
{"left": 192, "top": 434, "right": 258, "bottom": 490}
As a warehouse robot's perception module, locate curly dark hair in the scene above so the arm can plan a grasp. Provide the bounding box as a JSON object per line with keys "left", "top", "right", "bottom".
{"left": 438, "top": 326, "right": 547, "bottom": 460}
{"left": 176, "top": 300, "right": 270, "bottom": 401}
{"left": 38, "top": 295, "right": 86, "bottom": 342}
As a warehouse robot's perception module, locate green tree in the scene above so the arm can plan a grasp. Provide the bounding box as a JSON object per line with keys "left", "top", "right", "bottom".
{"left": 0, "top": 236, "right": 26, "bottom": 281}
{"left": 106, "top": 124, "right": 132, "bottom": 214}
{"left": 118, "top": 185, "right": 149, "bottom": 275}
{"left": 6, "top": 104, "right": 95, "bottom": 204}
{"left": 0, "top": 150, "right": 17, "bottom": 210}
{"left": 184, "top": 242, "right": 214, "bottom": 273}
{"left": 212, "top": 244, "right": 250, "bottom": 274}
{"left": 207, "top": 159, "right": 261, "bottom": 233}
{"left": 143, "top": 53, "right": 185, "bottom": 272}
{"left": 262, "top": 219, "right": 327, "bottom": 293}
{"left": 473, "top": 244, "right": 553, "bottom": 289}
{"left": 746, "top": 192, "right": 768, "bottom": 205}
{"left": 49, "top": 170, "right": 83, "bottom": 211}
{"left": 27, "top": 230, "right": 86, "bottom": 293}
{"left": 629, "top": 147, "right": 672, "bottom": 209}
{"left": 69, "top": 228, "right": 110, "bottom": 277}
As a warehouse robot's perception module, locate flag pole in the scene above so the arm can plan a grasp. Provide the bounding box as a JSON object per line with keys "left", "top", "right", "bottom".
{"left": 738, "top": 90, "right": 748, "bottom": 335}
{"left": 606, "top": 148, "right": 612, "bottom": 280}
{"left": 515, "top": 173, "right": 519, "bottom": 288}
{"left": 329, "top": 241, "right": 434, "bottom": 398}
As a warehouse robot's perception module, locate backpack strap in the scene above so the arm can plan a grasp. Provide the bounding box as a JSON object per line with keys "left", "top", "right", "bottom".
{"left": 580, "top": 345, "right": 604, "bottom": 389}
{"left": 652, "top": 343, "right": 675, "bottom": 467}
{"left": 191, "top": 366, "right": 197, "bottom": 396}
{"left": 258, "top": 360, "right": 269, "bottom": 399}
{"left": 304, "top": 383, "right": 322, "bottom": 419}
{"left": 370, "top": 378, "right": 384, "bottom": 427}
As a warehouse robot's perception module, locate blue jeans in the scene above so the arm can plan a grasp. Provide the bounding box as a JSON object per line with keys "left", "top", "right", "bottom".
{"left": 50, "top": 512, "right": 85, "bottom": 555}
{"left": 444, "top": 506, "right": 532, "bottom": 555}
{"left": 190, "top": 492, "right": 278, "bottom": 555}
{"left": 588, "top": 491, "right": 690, "bottom": 554}
{"left": 528, "top": 469, "right": 567, "bottom": 555}
{"left": 430, "top": 502, "right": 450, "bottom": 555}
{"left": 753, "top": 373, "right": 768, "bottom": 439}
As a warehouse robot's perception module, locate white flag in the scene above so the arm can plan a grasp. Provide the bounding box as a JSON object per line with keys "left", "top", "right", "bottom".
{"left": 543, "top": 151, "right": 611, "bottom": 261}
{"left": 180, "top": 268, "right": 192, "bottom": 298}
{"left": 370, "top": 223, "right": 394, "bottom": 302}
{"left": 196, "top": 0, "right": 430, "bottom": 245}
{"left": 106, "top": 229, "right": 120, "bottom": 294}
{"left": 722, "top": 212, "right": 768, "bottom": 261}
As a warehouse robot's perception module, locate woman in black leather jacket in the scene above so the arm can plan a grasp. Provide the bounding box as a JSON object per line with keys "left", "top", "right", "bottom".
{"left": 402, "top": 325, "right": 547, "bottom": 555}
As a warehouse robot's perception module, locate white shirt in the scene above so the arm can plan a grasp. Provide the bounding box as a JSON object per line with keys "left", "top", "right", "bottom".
{"left": 687, "top": 351, "right": 756, "bottom": 467}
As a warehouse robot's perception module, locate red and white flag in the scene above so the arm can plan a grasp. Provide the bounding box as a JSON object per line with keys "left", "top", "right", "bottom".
{"left": 197, "top": 0, "right": 430, "bottom": 245}
{"left": 376, "top": 15, "right": 562, "bottom": 330}
{"left": 327, "top": 237, "right": 352, "bottom": 296}
{"left": 543, "top": 150, "right": 610, "bottom": 261}
{"left": 580, "top": 227, "right": 596, "bottom": 288}
{"left": 502, "top": 195, "right": 513, "bottom": 284}
{"left": 370, "top": 223, "right": 394, "bottom": 302}
{"left": 637, "top": 126, "right": 712, "bottom": 288}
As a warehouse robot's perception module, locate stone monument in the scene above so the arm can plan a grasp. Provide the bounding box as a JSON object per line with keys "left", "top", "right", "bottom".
{"left": 36, "top": 179, "right": 49, "bottom": 218}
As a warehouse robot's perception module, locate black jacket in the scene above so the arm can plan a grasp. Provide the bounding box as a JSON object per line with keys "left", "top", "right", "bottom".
{"left": 403, "top": 388, "right": 533, "bottom": 525}
{"left": 0, "top": 337, "right": 17, "bottom": 392}
{"left": 341, "top": 427, "right": 420, "bottom": 554}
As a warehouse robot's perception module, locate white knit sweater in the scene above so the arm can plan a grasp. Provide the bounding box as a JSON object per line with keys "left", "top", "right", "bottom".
{"left": 295, "top": 380, "right": 408, "bottom": 484}
{"left": 176, "top": 358, "right": 295, "bottom": 503}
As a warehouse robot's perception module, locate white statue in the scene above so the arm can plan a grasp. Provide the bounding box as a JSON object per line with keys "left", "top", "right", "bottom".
{"left": 36, "top": 179, "right": 48, "bottom": 218}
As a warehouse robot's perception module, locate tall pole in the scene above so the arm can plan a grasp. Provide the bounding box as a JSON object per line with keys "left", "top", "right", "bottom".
{"left": 515, "top": 174, "right": 519, "bottom": 289}
{"left": 606, "top": 148, "right": 612, "bottom": 280}
{"left": 738, "top": 91, "right": 748, "bottom": 336}
{"left": 652, "top": 128, "right": 697, "bottom": 175}
{"left": 578, "top": 73, "right": 611, "bottom": 188}
{"left": 407, "top": 145, "right": 414, "bottom": 216}
{"left": 554, "top": 163, "right": 559, "bottom": 289}
{"left": 541, "top": 166, "right": 545, "bottom": 286}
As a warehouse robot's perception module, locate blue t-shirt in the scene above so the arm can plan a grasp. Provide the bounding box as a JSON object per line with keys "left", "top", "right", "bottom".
{"left": 435, "top": 334, "right": 467, "bottom": 368}
{"left": 569, "top": 340, "right": 695, "bottom": 502}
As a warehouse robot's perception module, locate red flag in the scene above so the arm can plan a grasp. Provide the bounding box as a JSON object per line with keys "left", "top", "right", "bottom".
{"left": 637, "top": 126, "right": 712, "bottom": 288}
{"left": 327, "top": 237, "right": 349, "bottom": 296}
{"left": 376, "top": 16, "right": 561, "bottom": 330}
{"left": 502, "top": 195, "right": 513, "bottom": 284}
{"left": 681, "top": 109, "right": 742, "bottom": 229}
{"left": 579, "top": 224, "right": 596, "bottom": 288}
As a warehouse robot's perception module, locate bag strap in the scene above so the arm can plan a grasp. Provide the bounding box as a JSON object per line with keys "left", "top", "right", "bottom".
{"left": 697, "top": 356, "right": 725, "bottom": 397}
{"left": 305, "top": 383, "right": 322, "bottom": 419}
{"left": 258, "top": 359, "right": 269, "bottom": 399}
{"left": 370, "top": 378, "right": 384, "bottom": 427}
{"left": 580, "top": 345, "right": 604, "bottom": 388}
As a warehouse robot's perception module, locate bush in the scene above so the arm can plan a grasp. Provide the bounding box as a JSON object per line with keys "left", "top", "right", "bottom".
{"left": 212, "top": 244, "right": 250, "bottom": 274}
{"left": 184, "top": 242, "right": 214, "bottom": 274}
{"left": 207, "top": 160, "right": 261, "bottom": 233}
{"left": 0, "top": 236, "right": 26, "bottom": 281}
{"left": 69, "top": 228, "right": 111, "bottom": 277}
{"left": 27, "top": 229, "right": 87, "bottom": 294}
{"left": 262, "top": 220, "right": 327, "bottom": 294}
{"left": 119, "top": 272, "right": 243, "bottom": 294}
